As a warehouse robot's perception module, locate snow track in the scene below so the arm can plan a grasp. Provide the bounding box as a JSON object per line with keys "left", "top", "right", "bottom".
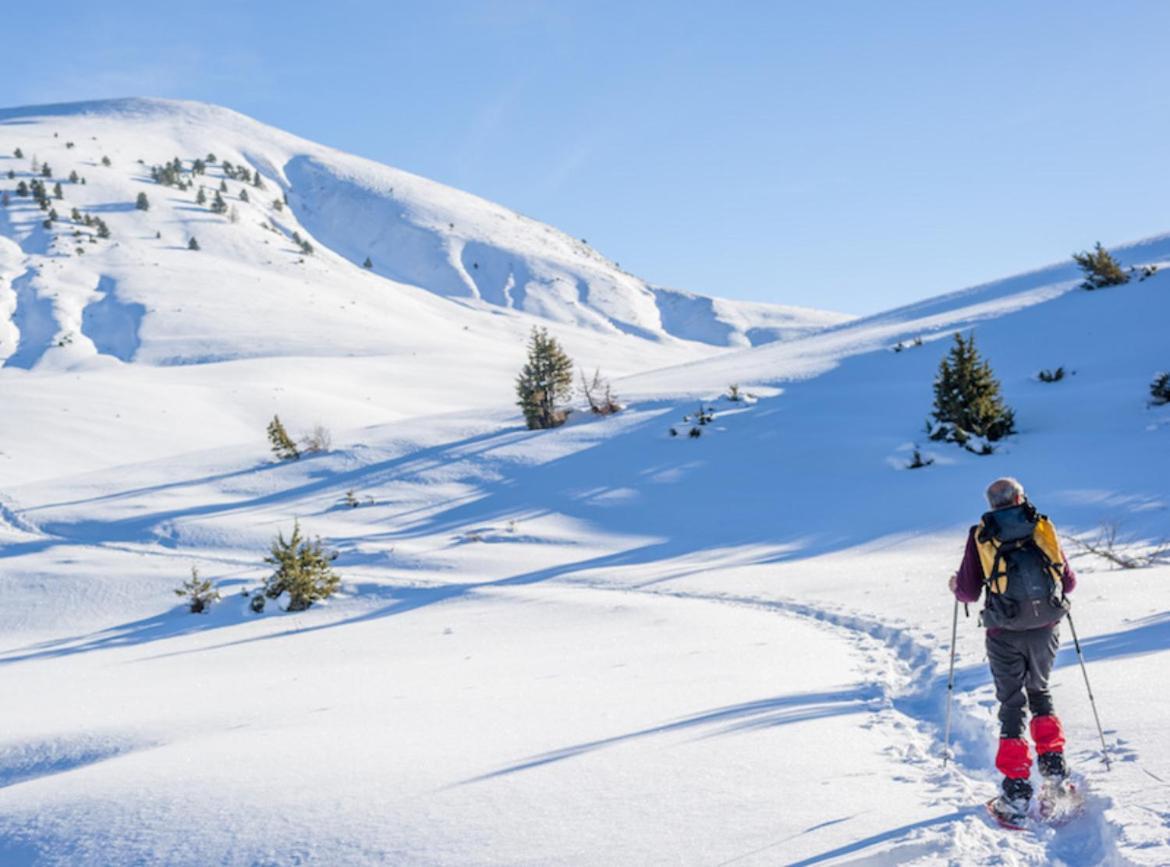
{"left": 570, "top": 580, "right": 1137, "bottom": 865}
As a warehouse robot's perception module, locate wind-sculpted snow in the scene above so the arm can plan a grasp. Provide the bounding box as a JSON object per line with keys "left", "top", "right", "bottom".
{"left": 80, "top": 276, "right": 143, "bottom": 362}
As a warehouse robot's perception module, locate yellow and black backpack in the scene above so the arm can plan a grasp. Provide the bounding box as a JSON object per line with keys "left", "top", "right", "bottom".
{"left": 975, "top": 501, "right": 1070, "bottom": 630}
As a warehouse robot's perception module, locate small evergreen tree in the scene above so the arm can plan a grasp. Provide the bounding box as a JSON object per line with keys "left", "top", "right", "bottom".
{"left": 267, "top": 414, "right": 300, "bottom": 460}
{"left": 69, "top": 170, "right": 79, "bottom": 183}
{"left": 174, "top": 566, "right": 220, "bottom": 613}
{"left": 516, "top": 326, "right": 575, "bottom": 429}
{"left": 262, "top": 521, "right": 341, "bottom": 611}
{"left": 929, "top": 333, "right": 1016, "bottom": 450}
{"left": 1073, "top": 242, "right": 1129, "bottom": 290}
{"left": 70, "top": 207, "right": 81, "bottom": 221}
{"left": 95, "top": 219, "right": 110, "bottom": 239}
{"left": 41, "top": 163, "right": 52, "bottom": 178}
{"left": 136, "top": 192, "right": 150, "bottom": 211}
{"left": 363, "top": 256, "right": 373, "bottom": 269}
{"left": 52, "top": 182, "right": 63, "bottom": 199}
{"left": 13, "top": 147, "right": 22, "bottom": 159}
{"left": 219, "top": 179, "right": 227, "bottom": 193}
{"left": 1151, "top": 372, "right": 1170, "bottom": 406}
{"left": 16, "top": 181, "right": 28, "bottom": 197}
{"left": 101, "top": 155, "right": 111, "bottom": 167}
{"left": 196, "top": 187, "right": 207, "bottom": 205}
{"left": 239, "top": 188, "right": 249, "bottom": 202}
{"left": 188, "top": 236, "right": 200, "bottom": 251}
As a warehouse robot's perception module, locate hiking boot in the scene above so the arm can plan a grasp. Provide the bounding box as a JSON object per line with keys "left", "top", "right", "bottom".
{"left": 1037, "top": 751, "right": 1068, "bottom": 779}
{"left": 990, "top": 777, "right": 1033, "bottom": 826}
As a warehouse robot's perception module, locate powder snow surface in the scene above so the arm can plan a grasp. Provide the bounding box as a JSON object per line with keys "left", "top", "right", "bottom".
{"left": 2, "top": 99, "right": 1170, "bottom": 866}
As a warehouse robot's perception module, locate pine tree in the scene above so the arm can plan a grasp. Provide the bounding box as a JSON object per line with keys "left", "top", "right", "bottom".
{"left": 930, "top": 333, "right": 1016, "bottom": 451}
{"left": 41, "top": 163, "right": 52, "bottom": 178}
{"left": 174, "top": 566, "right": 220, "bottom": 613}
{"left": 101, "top": 155, "right": 111, "bottom": 167}
{"left": 69, "top": 170, "right": 79, "bottom": 183}
{"left": 239, "top": 188, "right": 249, "bottom": 203}
{"left": 13, "top": 147, "right": 22, "bottom": 159}
{"left": 516, "top": 326, "right": 575, "bottom": 429}
{"left": 70, "top": 207, "right": 81, "bottom": 222}
{"left": 16, "top": 181, "right": 28, "bottom": 197}
{"left": 362, "top": 256, "right": 372, "bottom": 269}
{"left": 52, "top": 182, "right": 63, "bottom": 199}
{"left": 1151, "top": 372, "right": 1170, "bottom": 406}
{"left": 1073, "top": 242, "right": 1129, "bottom": 290}
{"left": 262, "top": 521, "right": 341, "bottom": 611}
{"left": 188, "top": 236, "right": 200, "bottom": 251}
{"left": 96, "top": 219, "right": 110, "bottom": 239}
{"left": 196, "top": 187, "right": 207, "bottom": 205}
{"left": 219, "top": 179, "right": 227, "bottom": 193}
{"left": 267, "top": 414, "right": 300, "bottom": 460}
{"left": 136, "top": 192, "right": 150, "bottom": 211}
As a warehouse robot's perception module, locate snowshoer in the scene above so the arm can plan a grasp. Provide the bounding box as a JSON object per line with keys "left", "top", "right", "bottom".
{"left": 948, "top": 477, "right": 1077, "bottom": 826}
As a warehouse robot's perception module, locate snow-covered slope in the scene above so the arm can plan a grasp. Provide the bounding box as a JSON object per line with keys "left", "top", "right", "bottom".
{"left": 3, "top": 100, "right": 1170, "bottom": 865}
{"left": 0, "top": 97, "right": 847, "bottom": 357}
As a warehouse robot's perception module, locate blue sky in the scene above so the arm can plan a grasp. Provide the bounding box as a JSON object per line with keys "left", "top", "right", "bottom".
{"left": 3, "top": 1, "right": 1169, "bottom": 314}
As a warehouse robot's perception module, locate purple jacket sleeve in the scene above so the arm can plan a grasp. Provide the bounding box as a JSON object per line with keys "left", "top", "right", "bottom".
{"left": 1061, "top": 554, "right": 1077, "bottom": 595}
{"left": 953, "top": 527, "right": 984, "bottom": 603}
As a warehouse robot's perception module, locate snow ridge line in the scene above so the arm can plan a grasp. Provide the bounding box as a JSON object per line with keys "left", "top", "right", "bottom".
{"left": 0, "top": 492, "right": 38, "bottom": 535}
{"left": 572, "top": 580, "right": 1134, "bottom": 864}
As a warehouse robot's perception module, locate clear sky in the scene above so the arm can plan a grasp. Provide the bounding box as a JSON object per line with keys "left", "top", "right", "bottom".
{"left": 3, "top": 1, "right": 1168, "bottom": 314}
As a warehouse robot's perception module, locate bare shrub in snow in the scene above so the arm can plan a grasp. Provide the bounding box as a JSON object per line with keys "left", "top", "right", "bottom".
{"left": 267, "top": 415, "right": 300, "bottom": 461}
{"left": 300, "top": 424, "right": 332, "bottom": 454}
{"left": 727, "top": 384, "right": 742, "bottom": 401}
{"left": 262, "top": 521, "right": 341, "bottom": 611}
{"left": 1064, "top": 522, "right": 1170, "bottom": 570}
{"left": 906, "top": 447, "right": 934, "bottom": 469}
{"left": 1073, "top": 242, "right": 1129, "bottom": 290}
{"left": 174, "top": 566, "right": 220, "bottom": 614}
{"left": 516, "top": 326, "right": 574, "bottom": 430}
{"left": 580, "top": 367, "right": 621, "bottom": 415}
{"left": 1038, "top": 367, "right": 1065, "bottom": 383}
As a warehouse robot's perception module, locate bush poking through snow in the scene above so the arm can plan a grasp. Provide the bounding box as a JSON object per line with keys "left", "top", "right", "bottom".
{"left": 516, "top": 326, "right": 575, "bottom": 429}
{"left": 1151, "top": 372, "right": 1170, "bottom": 406}
{"left": 135, "top": 192, "right": 149, "bottom": 211}
{"left": 300, "top": 424, "right": 332, "bottom": 454}
{"left": 580, "top": 367, "right": 622, "bottom": 415}
{"left": 1073, "top": 242, "right": 1129, "bottom": 290}
{"left": 929, "top": 333, "right": 1015, "bottom": 452}
{"left": 262, "top": 521, "right": 341, "bottom": 611}
{"left": 1038, "top": 367, "right": 1065, "bottom": 383}
{"left": 906, "top": 447, "right": 934, "bottom": 469}
{"left": 727, "top": 384, "right": 742, "bottom": 401}
{"left": 343, "top": 489, "right": 360, "bottom": 508}
{"left": 175, "top": 566, "right": 220, "bottom": 614}
{"left": 267, "top": 415, "right": 300, "bottom": 461}
{"left": 1064, "top": 522, "right": 1170, "bottom": 570}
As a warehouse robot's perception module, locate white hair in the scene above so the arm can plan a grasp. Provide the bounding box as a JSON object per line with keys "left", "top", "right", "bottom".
{"left": 986, "top": 477, "right": 1025, "bottom": 509}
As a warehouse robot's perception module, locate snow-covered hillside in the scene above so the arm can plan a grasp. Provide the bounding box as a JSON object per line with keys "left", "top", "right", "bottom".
{"left": 3, "top": 100, "right": 1170, "bottom": 866}
{"left": 0, "top": 97, "right": 847, "bottom": 355}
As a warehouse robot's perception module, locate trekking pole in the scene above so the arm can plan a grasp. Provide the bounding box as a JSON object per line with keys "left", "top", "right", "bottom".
{"left": 943, "top": 597, "right": 959, "bottom": 767}
{"left": 1066, "top": 610, "right": 1111, "bottom": 770}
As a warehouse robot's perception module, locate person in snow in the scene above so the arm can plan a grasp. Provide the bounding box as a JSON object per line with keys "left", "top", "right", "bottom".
{"left": 949, "top": 477, "right": 1076, "bottom": 823}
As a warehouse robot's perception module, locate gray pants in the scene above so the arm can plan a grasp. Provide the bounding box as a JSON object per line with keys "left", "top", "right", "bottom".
{"left": 986, "top": 625, "right": 1060, "bottom": 739}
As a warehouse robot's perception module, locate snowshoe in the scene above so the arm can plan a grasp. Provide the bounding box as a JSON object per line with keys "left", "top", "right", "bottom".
{"left": 986, "top": 795, "right": 1029, "bottom": 831}
{"left": 1038, "top": 777, "right": 1084, "bottom": 825}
